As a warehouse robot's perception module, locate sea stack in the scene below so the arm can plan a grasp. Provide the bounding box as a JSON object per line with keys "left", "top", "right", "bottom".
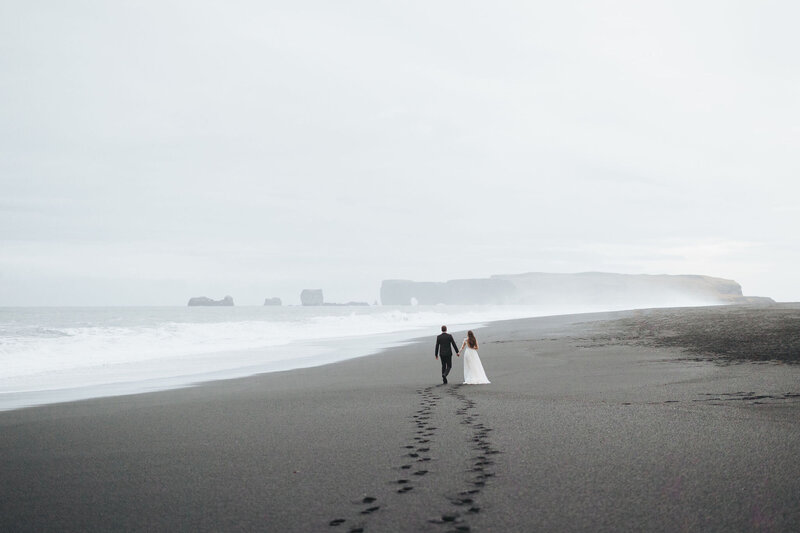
{"left": 187, "top": 295, "right": 234, "bottom": 306}
{"left": 263, "top": 297, "right": 282, "bottom": 306}
{"left": 300, "top": 289, "right": 324, "bottom": 306}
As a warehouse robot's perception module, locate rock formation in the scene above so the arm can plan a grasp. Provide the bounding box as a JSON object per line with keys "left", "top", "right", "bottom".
{"left": 300, "top": 289, "right": 324, "bottom": 306}
{"left": 263, "top": 297, "right": 282, "bottom": 306}
{"left": 380, "top": 273, "right": 772, "bottom": 307}
{"left": 187, "top": 295, "right": 234, "bottom": 306}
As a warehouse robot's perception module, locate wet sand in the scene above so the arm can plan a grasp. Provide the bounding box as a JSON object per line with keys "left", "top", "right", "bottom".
{"left": 1, "top": 305, "right": 799, "bottom": 532}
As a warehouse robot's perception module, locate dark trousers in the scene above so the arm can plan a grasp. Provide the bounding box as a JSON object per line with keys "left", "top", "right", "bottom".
{"left": 440, "top": 355, "right": 452, "bottom": 378}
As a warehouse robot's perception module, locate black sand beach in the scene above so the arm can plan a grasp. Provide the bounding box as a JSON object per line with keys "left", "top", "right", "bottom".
{"left": 2, "top": 305, "right": 799, "bottom": 532}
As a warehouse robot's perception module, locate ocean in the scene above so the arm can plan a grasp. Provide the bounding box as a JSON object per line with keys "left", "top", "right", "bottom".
{"left": 0, "top": 304, "right": 588, "bottom": 411}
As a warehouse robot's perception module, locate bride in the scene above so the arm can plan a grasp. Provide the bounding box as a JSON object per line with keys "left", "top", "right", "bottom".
{"left": 458, "top": 331, "right": 491, "bottom": 385}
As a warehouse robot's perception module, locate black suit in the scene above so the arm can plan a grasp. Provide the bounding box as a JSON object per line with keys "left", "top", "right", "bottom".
{"left": 435, "top": 332, "right": 459, "bottom": 379}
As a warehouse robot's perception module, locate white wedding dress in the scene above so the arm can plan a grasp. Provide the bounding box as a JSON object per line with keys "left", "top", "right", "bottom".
{"left": 461, "top": 339, "right": 491, "bottom": 385}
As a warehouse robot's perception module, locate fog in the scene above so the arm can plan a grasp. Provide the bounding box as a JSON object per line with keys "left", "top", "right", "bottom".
{"left": 2, "top": 1, "right": 798, "bottom": 305}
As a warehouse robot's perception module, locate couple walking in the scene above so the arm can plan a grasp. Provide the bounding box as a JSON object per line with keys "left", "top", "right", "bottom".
{"left": 435, "top": 325, "right": 491, "bottom": 385}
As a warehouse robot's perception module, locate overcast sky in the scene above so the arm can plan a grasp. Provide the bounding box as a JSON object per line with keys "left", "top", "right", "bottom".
{"left": 2, "top": 1, "right": 798, "bottom": 305}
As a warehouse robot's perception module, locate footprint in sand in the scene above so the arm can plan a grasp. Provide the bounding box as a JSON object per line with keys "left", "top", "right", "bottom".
{"left": 430, "top": 513, "right": 460, "bottom": 524}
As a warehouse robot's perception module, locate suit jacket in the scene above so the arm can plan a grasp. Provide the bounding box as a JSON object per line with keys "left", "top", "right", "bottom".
{"left": 435, "top": 332, "right": 459, "bottom": 358}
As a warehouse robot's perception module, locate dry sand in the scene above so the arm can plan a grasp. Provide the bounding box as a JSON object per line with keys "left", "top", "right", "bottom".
{"left": 1, "top": 305, "right": 799, "bottom": 532}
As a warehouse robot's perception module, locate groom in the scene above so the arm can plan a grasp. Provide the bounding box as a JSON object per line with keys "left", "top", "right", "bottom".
{"left": 435, "top": 325, "right": 459, "bottom": 384}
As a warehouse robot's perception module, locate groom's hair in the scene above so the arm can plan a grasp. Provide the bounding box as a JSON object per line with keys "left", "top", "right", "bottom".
{"left": 441, "top": 325, "right": 447, "bottom": 332}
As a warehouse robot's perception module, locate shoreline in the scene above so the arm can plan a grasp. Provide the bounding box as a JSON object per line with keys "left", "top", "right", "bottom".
{"left": 0, "top": 327, "right": 431, "bottom": 412}
{"left": 0, "top": 304, "right": 706, "bottom": 413}
{"left": 2, "top": 305, "right": 799, "bottom": 531}
{"left": 1, "top": 304, "right": 578, "bottom": 412}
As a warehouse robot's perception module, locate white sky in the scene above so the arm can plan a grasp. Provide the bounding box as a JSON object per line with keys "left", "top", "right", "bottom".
{"left": 1, "top": 1, "right": 798, "bottom": 305}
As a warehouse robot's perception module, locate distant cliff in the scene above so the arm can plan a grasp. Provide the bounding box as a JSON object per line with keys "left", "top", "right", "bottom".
{"left": 380, "top": 273, "right": 773, "bottom": 306}
{"left": 381, "top": 278, "right": 517, "bottom": 305}
{"left": 188, "top": 295, "right": 234, "bottom": 306}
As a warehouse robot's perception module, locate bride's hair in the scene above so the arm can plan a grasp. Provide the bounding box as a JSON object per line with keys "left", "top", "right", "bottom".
{"left": 467, "top": 330, "right": 477, "bottom": 349}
